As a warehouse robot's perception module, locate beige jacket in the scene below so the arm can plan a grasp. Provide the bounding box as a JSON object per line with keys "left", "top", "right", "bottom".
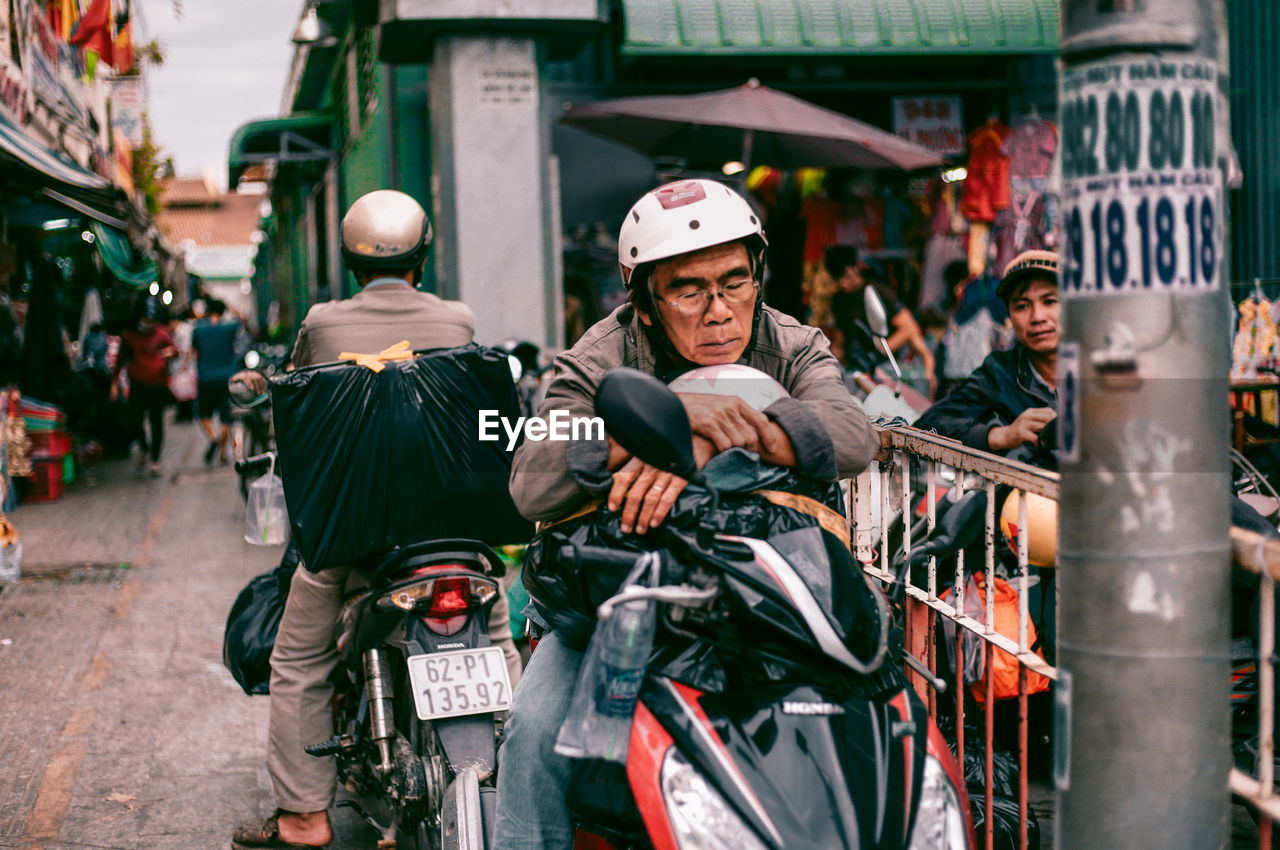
{"left": 509, "top": 304, "right": 880, "bottom": 523}
{"left": 290, "top": 283, "right": 475, "bottom": 367}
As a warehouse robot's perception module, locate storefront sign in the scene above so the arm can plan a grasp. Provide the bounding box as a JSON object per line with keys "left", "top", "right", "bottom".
{"left": 1059, "top": 57, "right": 1222, "bottom": 296}
{"left": 24, "top": 2, "right": 83, "bottom": 126}
{"left": 0, "top": 3, "right": 29, "bottom": 124}
{"left": 891, "top": 96, "right": 964, "bottom": 156}
{"left": 0, "top": 61, "right": 29, "bottom": 124}
{"left": 0, "top": 0, "right": 14, "bottom": 72}
{"left": 113, "top": 127, "right": 134, "bottom": 194}
{"left": 110, "top": 77, "right": 144, "bottom": 147}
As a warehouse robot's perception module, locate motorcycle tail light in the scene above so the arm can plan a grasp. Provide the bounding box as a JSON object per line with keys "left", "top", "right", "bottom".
{"left": 427, "top": 576, "right": 473, "bottom": 616}
{"left": 376, "top": 572, "right": 500, "bottom": 635}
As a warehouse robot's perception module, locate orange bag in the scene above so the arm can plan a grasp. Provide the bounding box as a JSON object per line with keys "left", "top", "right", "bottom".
{"left": 942, "top": 574, "right": 1051, "bottom": 706}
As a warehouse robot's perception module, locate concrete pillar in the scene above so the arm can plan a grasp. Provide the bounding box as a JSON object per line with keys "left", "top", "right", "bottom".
{"left": 428, "top": 35, "right": 560, "bottom": 348}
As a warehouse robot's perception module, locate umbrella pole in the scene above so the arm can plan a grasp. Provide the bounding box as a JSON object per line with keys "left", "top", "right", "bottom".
{"left": 737, "top": 128, "right": 754, "bottom": 191}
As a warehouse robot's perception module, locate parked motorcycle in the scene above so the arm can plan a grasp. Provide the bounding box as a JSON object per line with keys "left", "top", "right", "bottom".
{"left": 535, "top": 367, "right": 976, "bottom": 850}
{"left": 847, "top": 285, "right": 930, "bottom": 425}
{"left": 306, "top": 539, "right": 512, "bottom": 850}
{"left": 229, "top": 353, "right": 279, "bottom": 500}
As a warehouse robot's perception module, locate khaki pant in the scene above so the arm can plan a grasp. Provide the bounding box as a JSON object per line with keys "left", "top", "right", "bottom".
{"left": 267, "top": 564, "right": 522, "bottom": 813}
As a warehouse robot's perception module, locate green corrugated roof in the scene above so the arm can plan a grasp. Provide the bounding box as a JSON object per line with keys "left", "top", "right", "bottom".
{"left": 620, "top": 0, "right": 1059, "bottom": 56}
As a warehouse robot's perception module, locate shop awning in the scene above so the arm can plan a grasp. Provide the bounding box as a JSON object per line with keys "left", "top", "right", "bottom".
{"left": 227, "top": 112, "right": 332, "bottom": 188}
{"left": 0, "top": 110, "right": 135, "bottom": 229}
{"left": 0, "top": 111, "right": 112, "bottom": 190}
{"left": 619, "top": 0, "right": 1059, "bottom": 57}
{"left": 91, "top": 222, "right": 158, "bottom": 289}
{"left": 42, "top": 188, "right": 127, "bottom": 230}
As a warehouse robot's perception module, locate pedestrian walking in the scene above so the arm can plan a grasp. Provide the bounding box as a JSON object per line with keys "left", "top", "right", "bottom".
{"left": 111, "top": 297, "right": 177, "bottom": 477}
{"left": 191, "top": 299, "right": 242, "bottom": 465}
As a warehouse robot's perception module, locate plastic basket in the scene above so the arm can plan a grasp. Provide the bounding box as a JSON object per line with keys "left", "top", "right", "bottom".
{"left": 28, "top": 430, "right": 71, "bottom": 458}
{"left": 26, "top": 457, "right": 65, "bottom": 503}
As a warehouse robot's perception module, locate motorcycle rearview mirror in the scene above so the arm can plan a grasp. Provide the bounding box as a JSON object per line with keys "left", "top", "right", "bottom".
{"left": 863, "top": 284, "right": 890, "bottom": 338}
{"left": 862, "top": 284, "right": 904, "bottom": 388}
{"left": 595, "top": 368, "right": 703, "bottom": 485}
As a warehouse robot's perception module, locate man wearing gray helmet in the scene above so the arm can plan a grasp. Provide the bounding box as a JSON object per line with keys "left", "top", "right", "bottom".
{"left": 232, "top": 190, "right": 521, "bottom": 849}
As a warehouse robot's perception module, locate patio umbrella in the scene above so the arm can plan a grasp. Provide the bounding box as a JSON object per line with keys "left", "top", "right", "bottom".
{"left": 560, "top": 78, "right": 943, "bottom": 172}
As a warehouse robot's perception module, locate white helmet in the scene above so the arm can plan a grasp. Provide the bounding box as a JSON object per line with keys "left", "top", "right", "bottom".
{"left": 617, "top": 179, "right": 767, "bottom": 289}
{"left": 667, "top": 364, "right": 788, "bottom": 411}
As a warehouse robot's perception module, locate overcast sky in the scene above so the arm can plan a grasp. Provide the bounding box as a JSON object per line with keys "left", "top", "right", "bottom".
{"left": 134, "top": 0, "right": 302, "bottom": 189}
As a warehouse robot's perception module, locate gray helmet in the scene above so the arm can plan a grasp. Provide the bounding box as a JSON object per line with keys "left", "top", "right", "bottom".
{"left": 340, "top": 190, "right": 433, "bottom": 274}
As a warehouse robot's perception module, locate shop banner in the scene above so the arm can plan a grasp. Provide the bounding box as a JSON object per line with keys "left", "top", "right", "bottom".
{"left": 1059, "top": 56, "right": 1223, "bottom": 296}
{"left": 892, "top": 96, "right": 964, "bottom": 156}
{"left": 113, "top": 126, "right": 133, "bottom": 194}
{"left": 110, "top": 76, "right": 143, "bottom": 147}
{"left": 0, "top": 3, "right": 30, "bottom": 124}
{"left": 24, "top": 1, "right": 84, "bottom": 127}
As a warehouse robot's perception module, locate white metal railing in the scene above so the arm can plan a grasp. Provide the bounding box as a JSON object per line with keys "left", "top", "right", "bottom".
{"left": 856, "top": 424, "right": 1280, "bottom": 849}
{"left": 850, "top": 424, "right": 1058, "bottom": 850}
{"left": 1230, "top": 525, "right": 1280, "bottom": 848}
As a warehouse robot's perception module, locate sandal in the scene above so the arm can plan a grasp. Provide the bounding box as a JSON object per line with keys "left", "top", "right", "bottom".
{"left": 230, "top": 811, "right": 327, "bottom": 849}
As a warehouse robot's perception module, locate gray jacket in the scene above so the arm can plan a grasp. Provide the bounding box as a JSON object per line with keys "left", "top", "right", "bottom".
{"left": 509, "top": 304, "right": 880, "bottom": 522}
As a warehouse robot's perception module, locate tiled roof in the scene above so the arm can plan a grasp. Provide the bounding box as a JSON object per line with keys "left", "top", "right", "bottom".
{"left": 158, "top": 175, "right": 220, "bottom": 206}
{"left": 157, "top": 189, "right": 263, "bottom": 248}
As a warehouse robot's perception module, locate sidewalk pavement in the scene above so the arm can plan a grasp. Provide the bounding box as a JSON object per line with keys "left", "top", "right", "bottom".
{"left": 0, "top": 417, "right": 376, "bottom": 849}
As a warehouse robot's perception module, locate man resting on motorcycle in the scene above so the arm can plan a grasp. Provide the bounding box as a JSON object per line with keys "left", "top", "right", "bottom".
{"left": 915, "top": 250, "right": 1060, "bottom": 459}
{"left": 497, "top": 178, "right": 881, "bottom": 849}
{"left": 231, "top": 191, "right": 521, "bottom": 849}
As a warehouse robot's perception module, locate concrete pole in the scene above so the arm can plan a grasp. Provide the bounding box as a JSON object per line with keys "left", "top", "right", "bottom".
{"left": 428, "top": 34, "right": 562, "bottom": 349}
{"left": 1055, "top": 2, "right": 1232, "bottom": 847}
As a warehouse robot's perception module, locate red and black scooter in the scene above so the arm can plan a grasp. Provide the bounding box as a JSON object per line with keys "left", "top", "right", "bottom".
{"left": 540, "top": 368, "right": 976, "bottom": 850}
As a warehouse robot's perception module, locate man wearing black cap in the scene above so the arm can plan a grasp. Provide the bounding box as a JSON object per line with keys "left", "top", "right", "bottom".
{"left": 915, "top": 249, "right": 1059, "bottom": 455}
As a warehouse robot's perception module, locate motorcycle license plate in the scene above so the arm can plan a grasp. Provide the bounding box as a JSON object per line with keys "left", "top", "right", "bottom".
{"left": 406, "top": 647, "right": 512, "bottom": 720}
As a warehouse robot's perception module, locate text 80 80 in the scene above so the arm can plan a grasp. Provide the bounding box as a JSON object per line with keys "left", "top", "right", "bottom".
{"left": 1061, "top": 88, "right": 1214, "bottom": 180}
{"left": 1061, "top": 192, "right": 1218, "bottom": 294}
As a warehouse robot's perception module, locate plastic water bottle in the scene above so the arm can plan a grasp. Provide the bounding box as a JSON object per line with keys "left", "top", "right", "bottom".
{"left": 581, "top": 591, "right": 655, "bottom": 762}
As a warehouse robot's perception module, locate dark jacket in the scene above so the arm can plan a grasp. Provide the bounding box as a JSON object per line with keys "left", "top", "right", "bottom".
{"left": 915, "top": 345, "right": 1055, "bottom": 453}
{"left": 509, "top": 303, "right": 880, "bottom": 522}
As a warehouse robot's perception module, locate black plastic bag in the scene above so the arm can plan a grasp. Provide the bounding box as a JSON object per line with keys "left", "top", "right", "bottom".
{"left": 523, "top": 474, "right": 843, "bottom": 651}
{"left": 954, "top": 739, "right": 1041, "bottom": 850}
{"left": 223, "top": 556, "right": 296, "bottom": 696}
{"left": 270, "top": 344, "right": 534, "bottom": 572}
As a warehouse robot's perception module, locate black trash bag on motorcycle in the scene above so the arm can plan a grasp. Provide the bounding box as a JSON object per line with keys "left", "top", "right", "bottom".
{"left": 523, "top": 473, "right": 855, "bottom": 655}
{"left": 222, "top": 541, "right": 300, "bottom": 695}
{"left": 270, "top": 344, "right": 534, "bottom": 572}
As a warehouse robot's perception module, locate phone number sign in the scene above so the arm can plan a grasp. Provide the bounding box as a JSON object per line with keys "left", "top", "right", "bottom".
{"left": 1059, "top": 57, "right": 1222, "bottom": 297}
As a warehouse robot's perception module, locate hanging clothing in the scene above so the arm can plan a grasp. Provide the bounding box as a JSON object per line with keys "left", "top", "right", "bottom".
{"left": 960, "top": 119, "right": 1011, "bottom": 223}
{"left": 919, "top": 234, "right": 966, "bottom": 311}
{"left": 1233, "top": 296, "right": 1279, "bottom": 379}
{"left": 78, "top": 288, "right": 104, "bottom": 347}
{"left": 968, "top": 220, "right": 993, "bottom": 277}
{"left": 1002, "top": 118, "right": 1058, "bottom": 182}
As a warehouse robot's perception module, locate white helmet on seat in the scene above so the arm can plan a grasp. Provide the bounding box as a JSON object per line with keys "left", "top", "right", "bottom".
{"left": 667, "top": 364, "right": 788, "bottom": 411}
{"left": 617, "top": 179, "right": 767, "bottom": 290}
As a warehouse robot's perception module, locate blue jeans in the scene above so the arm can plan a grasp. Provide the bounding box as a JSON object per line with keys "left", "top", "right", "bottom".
{"left": 494, "top": 631, "right": 583, "bottom": 849}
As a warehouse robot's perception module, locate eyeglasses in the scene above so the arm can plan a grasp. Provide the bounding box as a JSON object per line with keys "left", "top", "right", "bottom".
{"left": 661, "top": 278, "right": 759, "bottom": 316}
